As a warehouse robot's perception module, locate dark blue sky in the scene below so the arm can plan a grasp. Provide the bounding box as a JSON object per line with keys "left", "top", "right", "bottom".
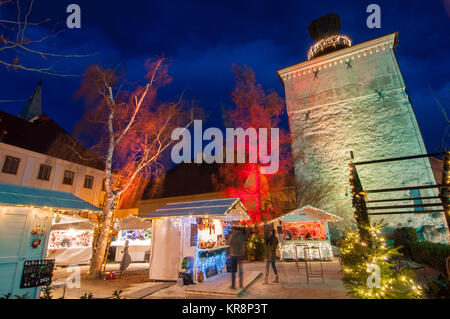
{"left": 0, "top": 0, "right": 449, "bottom": 154}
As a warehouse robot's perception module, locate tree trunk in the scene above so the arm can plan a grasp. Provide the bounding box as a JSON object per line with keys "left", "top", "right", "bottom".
{"left": 88, "top": 196, "right": 115, "bottom": 279}
{"left": 88, "top": 88, "right": 116, "bottom": 279}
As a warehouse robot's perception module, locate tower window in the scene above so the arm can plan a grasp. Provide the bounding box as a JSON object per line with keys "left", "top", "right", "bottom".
{"left": 63, "top": 170, "right": 75, "bottom": 185}
{"left": 2, "top": 156, "right": 20, "bottom": 175}
{"left": 37, "top": 164, "right": 52, "bottom": 181}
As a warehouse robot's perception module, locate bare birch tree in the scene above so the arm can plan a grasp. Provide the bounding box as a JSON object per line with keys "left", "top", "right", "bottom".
{"left": 75, "top": 58, "right": 194, "bottom": 279}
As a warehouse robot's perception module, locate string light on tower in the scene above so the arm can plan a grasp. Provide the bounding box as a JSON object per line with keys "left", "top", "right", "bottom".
{"left": 308, "top": 35, "right": 352, "bottom": 60}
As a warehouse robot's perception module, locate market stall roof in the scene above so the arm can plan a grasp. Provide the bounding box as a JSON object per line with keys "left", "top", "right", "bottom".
{"left": 116, "top": 215, "right": 152, "bottom": 230}
{"left": 275, "top": 205, "right": 344, "bottom": 223}
{"left": 0, "top": 182, "right": 101, "bottom": 211}
{"left": 143, "top": 198, "right": 250, "bottom": 221}
{"left": 51, "top": 213, "right": 96, "bottom": 230}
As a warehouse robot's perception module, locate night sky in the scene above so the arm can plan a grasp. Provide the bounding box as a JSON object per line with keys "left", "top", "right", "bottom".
{"left": 0, "top": 0, "right": 449, "bottom": 155}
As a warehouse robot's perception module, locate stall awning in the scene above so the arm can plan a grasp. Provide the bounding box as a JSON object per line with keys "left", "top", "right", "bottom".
{"left": 276, "top": 205, "right": 343, "bottom": 223}
{"left": 0, "top": 182, "right": 101, "bottom": 211}
{"left": 116, "top": 215, "right": 152, "bottom": 230}
{"left": 142, "top": 198, "right": 250, "bottom": 221}
{"left": 51, "top": 213, "right": 96, "bottom": 230}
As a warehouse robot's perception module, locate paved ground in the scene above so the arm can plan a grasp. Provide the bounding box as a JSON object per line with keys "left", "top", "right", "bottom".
{"left": 50, "top": 258, "right": 350, "bottom": 299}
{"left": 49, "top": 255, "right": 444, "bottom": 299}
{"left": 51, "top": 262, "right": 154, "bottom": 299}
{"left": 146, "top": 260, "right": 349, "bottom": 299}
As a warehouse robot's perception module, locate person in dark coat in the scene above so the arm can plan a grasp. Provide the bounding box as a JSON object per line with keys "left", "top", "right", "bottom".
{"left": 228, "top": 225, "right": 246, "bottom": 289}
{"left": 264, "top": 230, "right": 279, "bottom": 284}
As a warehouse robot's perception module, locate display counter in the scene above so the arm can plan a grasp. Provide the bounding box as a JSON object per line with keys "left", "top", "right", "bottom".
{"left": 194, "top": 218, "right": 229, "bottom": 281}
{"left": 195, "top": 245, "right": 228, "bottom": 281}
{"left": 113, "top": 245, "right": 150, "bottom": 262}
{"left": 110, "top": 228, "right": 151, "bottom": 262}
{"left": 280, "top": 239, "right": 333, "bottom": 260}
{"left": 47, "top": 247, "right": 92, "bottom": 265}
{"left": 47, "top": 229, "right": 93, "bottom": 265}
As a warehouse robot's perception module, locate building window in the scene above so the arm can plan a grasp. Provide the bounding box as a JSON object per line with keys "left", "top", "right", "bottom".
{"left": 62, "top": 170, "right": 75, "bottom": 185}
{"left": 37, "top": 164, "right": 52, "bottom": 181}
{"left": 84, "top": 175, "right": 94, "bottom": 189}
{"left": 2, "top": 156, "right": 20, "bottom": 175}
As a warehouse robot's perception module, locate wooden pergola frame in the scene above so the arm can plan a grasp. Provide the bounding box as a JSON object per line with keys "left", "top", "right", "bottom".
{"left": 349, "top": 151, "right": 450, "bottom": 230}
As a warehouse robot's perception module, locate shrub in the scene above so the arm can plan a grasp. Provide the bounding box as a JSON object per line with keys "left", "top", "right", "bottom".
{"left": 40, "top": 282, "right": 52, "bottom": 299}
{"left": 391, "top": 227, "right": 417, "bottom": 245}
{"left": 246, "top": 232, "right": 265, "bottom": 261}
{"left": 389, "top": 227, "right": 419, "bottom": 259}
{"left": 80, "top": 292, "right": 93, "bottom": 299}
{"left": 409, "top": 241, "right": 450, "bottom": 274}
{"left": 424, "top": 274, "right": 450, "bottom": 299}
{"left": 112, "top": 290, "right": 123, "bottom": 299}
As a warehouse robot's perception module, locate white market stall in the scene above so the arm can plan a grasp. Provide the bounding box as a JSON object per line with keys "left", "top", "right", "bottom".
{"left": 142, "top": 198, "right": 250, "bottom": 282}
{"left": 110, "top": 215, "right": 152, "bottom": 262}
{"left": 46, "top": 214, "right": 96, "bottom": 265}
{"left": 0, "top": 182, "right": 100, "bottom": 299}
{"left": 273, "top": 205, "right": 343, "bottom": 261}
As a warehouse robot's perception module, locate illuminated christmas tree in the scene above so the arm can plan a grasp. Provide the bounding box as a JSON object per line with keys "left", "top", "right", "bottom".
{"left": 340, "top": 221, "right": 422, "bottom": 299}
{"left": 342, "top": 162, "right": 422, "bottom": 299}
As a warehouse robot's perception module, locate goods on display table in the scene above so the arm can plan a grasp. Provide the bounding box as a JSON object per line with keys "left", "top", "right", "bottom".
{"left": 143, "top": 198, "right": 250, "bottom": 282}
{"left": 195, "top": 217, "right": 230, "bottom": 281}
{"left": 110, "top": 216, "right": 152, "bottom": 262}
{"left": 46, "top": 214, "right": 95, "bottom": 265}
{"left": 273, "top": 205, "right": 343, "bottom": 261}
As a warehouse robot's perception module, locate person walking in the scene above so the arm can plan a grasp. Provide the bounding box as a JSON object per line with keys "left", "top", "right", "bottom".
{"left": 228, "top": 225, "right": 246, "bottom": 289}
{"left": 264, "top": 230, "right": 279, "bottom": 284}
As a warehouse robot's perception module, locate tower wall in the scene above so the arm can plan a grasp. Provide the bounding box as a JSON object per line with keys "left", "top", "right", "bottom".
{"left": 279, "top": 33, "right": 449, "bottom": 243}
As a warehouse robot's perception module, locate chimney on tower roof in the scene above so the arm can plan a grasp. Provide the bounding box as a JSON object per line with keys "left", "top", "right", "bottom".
{"left": 307, "top": 14, "right": 352, "bottom": 60}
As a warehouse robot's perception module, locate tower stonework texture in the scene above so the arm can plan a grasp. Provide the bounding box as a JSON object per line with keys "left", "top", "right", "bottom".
{"left": 278, "top": 26, "right": 449, "bottom": 243}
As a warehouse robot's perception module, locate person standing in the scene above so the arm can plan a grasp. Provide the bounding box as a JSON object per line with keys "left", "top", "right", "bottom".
{"left": 119, "top": 240, "right": 132, "bottom": 276}
{"left": 264, "top": 230, "right": 279, "bottom": 284}
{"left": 228, "top": 225, "right": 246, "bottom": 289}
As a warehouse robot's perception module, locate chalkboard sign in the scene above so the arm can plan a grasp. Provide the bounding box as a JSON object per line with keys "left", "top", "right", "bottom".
{"left": 20, "top": 259, "right": 54, "bottom": 288}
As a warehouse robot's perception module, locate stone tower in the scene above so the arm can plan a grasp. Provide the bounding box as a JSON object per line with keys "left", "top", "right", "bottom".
{"left": 277, "top": 14, "right": 449, "bottom": 243}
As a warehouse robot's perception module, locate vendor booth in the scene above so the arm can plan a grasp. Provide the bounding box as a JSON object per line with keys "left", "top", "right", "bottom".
{"left": 273, "top": 205, "right": 343, "bottom": 261}
{"left": 0, "top": 183, "right": 100, "bottom": 299}
{"left": 110, "top": 215, "right": 152, "bottom": 262}
{"left": 46, "top": 214, "right": 96, "bottom": 265}
{"left": 143, "top": 198, "right": 250, "bottom": 282}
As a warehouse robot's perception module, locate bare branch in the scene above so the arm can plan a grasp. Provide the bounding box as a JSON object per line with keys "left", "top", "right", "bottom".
{"left": 0, "top": 0, "right": 92, "bottom": 76}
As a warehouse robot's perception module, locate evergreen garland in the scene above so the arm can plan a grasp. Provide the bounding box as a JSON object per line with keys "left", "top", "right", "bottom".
{"left": 198, "top": 247, "right": 227, "bottom": 259}
{"left": 348, "top": 162, "right": 371, "bottom": 242}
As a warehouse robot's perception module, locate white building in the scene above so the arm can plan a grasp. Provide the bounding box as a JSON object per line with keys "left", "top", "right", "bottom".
{"left": 0, "top": 80, "right": 106, "bottom": 207}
